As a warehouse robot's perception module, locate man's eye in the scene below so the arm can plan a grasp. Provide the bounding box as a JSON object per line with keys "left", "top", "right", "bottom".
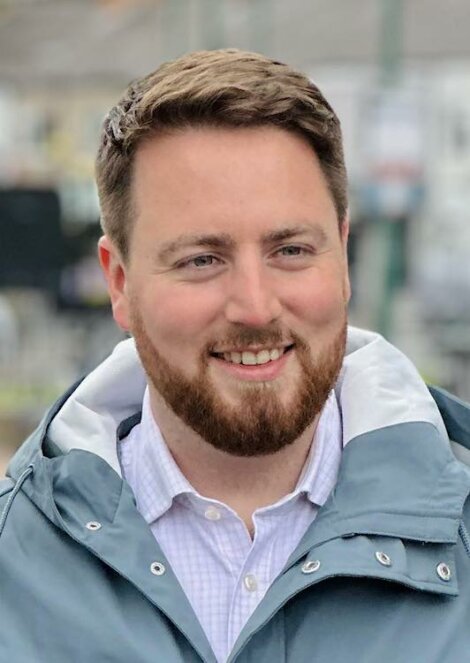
{"left": 278, "top": 245, "right": 305, "bottom": 256}
{"left": 178, "top": 254, "right": 219, "bottom": 269}
{"left": 192, "top": 255, "right": 216, "bottom": 267}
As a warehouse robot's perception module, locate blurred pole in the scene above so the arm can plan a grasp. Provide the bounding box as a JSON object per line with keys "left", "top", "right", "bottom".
{"left": 380, "top": 0, "right": 402, "bottom": 87}
{"left": 187, "top": 0, "right": 200, "bottom": 51}
{"left": 160, "top": 0, "right": 187, "bottom": 57}
{"left": 376, "top": 0, "right": 403, "bottom": 337}
{"left": 200, "top": 0, "right": 225, "bottom": 49}
{"left": 248, "top": 0, "right": 272, "bottom": 53}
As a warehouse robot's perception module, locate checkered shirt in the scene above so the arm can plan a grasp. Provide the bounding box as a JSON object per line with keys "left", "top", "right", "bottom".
{"left": 119, "top": 389, "right": 342, "bottom": 663}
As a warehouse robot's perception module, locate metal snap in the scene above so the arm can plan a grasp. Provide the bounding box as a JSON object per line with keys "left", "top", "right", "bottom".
{"left": 301, "top": 560, "right": 321, "bottom": 574}
{"left": 436, "top": 562, "right": 451, "bottom": 582}
{"left": 150, "top": 561, "right": 166, "bottom": 576}
{"left": 375, "top": 551, "right": 392, "bottom": 567}
{"left": 85, "top": 521, "right": 102, "bottom": 531}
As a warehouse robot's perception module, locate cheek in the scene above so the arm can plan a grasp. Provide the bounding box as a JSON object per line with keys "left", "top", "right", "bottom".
{"left": 138, "top": 283, "right": 222, "bottom": 351}
{"left": 286, "top": 273, "right": 347, "bottom": 326}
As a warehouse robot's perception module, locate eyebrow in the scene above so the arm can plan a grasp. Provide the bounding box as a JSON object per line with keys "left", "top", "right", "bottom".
{"left": 263, "top": 224, "right": 328, "bottom": 246}
{"left": 157, "top": 233, "right": 235, "bottom": 262}
{"left": 156, "top": 224, "right": 328, "bottom": 263}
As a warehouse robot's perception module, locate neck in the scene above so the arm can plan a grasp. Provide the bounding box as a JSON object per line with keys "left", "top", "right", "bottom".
{"left": 148, "top": 386, "right": 319, "bottom": 535}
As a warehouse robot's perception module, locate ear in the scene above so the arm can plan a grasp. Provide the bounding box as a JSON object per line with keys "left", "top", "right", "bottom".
{"left": 340, "top": 213, "right": 351, "bottom": 304}
{"left": 98, "top": 235, "right": 131, "bottom": 331}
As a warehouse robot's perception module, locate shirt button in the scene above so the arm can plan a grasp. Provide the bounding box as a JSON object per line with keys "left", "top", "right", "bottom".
{"left": 243, "top": 574, "right": 258, "bottom": 592}
{"left": 204, "top": 506, "right": 221, "bottom": 521}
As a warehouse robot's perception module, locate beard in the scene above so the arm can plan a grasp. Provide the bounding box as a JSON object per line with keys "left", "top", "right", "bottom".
{"left": 131, "top": 310, "right": 347, "bottom": 457}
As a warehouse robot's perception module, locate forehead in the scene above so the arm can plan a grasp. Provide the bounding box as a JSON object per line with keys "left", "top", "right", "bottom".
{"left": 131, "top": 126, "right": 338, "bottom": 243}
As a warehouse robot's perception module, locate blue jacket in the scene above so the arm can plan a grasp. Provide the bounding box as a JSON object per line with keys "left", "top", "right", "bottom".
{"left": 1, "top": 328, "right": 470, "bottom": 662}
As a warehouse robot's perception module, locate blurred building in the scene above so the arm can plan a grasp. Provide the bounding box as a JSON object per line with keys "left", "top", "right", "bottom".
{"left": 1, "top": 1, "right": 469, "bottom": 309}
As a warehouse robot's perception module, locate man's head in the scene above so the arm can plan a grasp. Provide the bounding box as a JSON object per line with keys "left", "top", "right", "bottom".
{"left": 96, "top": 49, "right": 348, "bottom": 259}
{"left": 97, "top": 50, "right": 350, "bottom": 457}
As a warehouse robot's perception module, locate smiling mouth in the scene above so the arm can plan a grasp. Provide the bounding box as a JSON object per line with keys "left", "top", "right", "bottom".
{"left": 210, "top": 344, "right": 295, "bottom": 366}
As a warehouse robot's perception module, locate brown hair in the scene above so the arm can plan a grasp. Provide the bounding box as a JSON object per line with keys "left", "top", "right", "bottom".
{"left": 96, "top": 49, "right": 348, "bottom": 260}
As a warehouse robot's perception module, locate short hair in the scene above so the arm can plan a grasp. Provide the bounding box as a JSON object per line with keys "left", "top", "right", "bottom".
{"left": 96, "top": 49, "right": 348, "bottom": 260}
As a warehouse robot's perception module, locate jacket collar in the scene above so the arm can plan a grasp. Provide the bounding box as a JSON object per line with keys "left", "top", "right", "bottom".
{"left": 291, "top": 420, "right": 470, "bottom": 559}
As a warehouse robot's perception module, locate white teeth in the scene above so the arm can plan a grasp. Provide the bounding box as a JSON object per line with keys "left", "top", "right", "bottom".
{"left": 219, "top": 347, "right": 286, "bottom": 365}
{"left": 241, "top": 351, "right": 257, "bottom": 365}
{"left": 256, "top": 350, "right": 271, "bottom": 365}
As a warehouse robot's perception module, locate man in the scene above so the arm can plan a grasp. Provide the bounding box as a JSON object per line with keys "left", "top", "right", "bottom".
{"left": 1, "top": 50, "right": 470, "bottom": 663}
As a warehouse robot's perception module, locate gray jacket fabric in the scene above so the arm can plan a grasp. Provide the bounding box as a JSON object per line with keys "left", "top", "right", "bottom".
{"left": 1, "top": 327, "right": 470, "bottom": 662}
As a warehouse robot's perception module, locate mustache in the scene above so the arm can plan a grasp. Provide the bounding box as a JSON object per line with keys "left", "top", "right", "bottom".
{"left": 207, "top": 326, "right": 307, "bottom": 353}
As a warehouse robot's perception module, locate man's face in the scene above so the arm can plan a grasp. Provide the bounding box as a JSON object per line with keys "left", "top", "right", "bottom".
{"left": 100, "top": 126, "right": 350, "bottom": 456}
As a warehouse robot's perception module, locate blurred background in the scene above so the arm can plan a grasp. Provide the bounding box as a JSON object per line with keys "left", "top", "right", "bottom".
{"left": 1, "top": 0, "right": 470, "bottom": 474}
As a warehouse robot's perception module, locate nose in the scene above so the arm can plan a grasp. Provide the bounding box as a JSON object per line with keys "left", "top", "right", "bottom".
{"left": 224, "top": 258, "right": 282, "bottom": 327}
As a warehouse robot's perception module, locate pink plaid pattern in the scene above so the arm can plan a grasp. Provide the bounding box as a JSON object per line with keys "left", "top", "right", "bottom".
{"left": 119, "top": 389, "right": 341, "bottom": 662}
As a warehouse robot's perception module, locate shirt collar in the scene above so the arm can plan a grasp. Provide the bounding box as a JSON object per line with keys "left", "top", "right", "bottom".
{"left": 119, "top": 388, "right": 342, "bottom": 525}
{"left": 298, "top": 390, "right": 342, "bottom": 506}
{"left": 119, "top": 389, "right": 194, "bottom": 523}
